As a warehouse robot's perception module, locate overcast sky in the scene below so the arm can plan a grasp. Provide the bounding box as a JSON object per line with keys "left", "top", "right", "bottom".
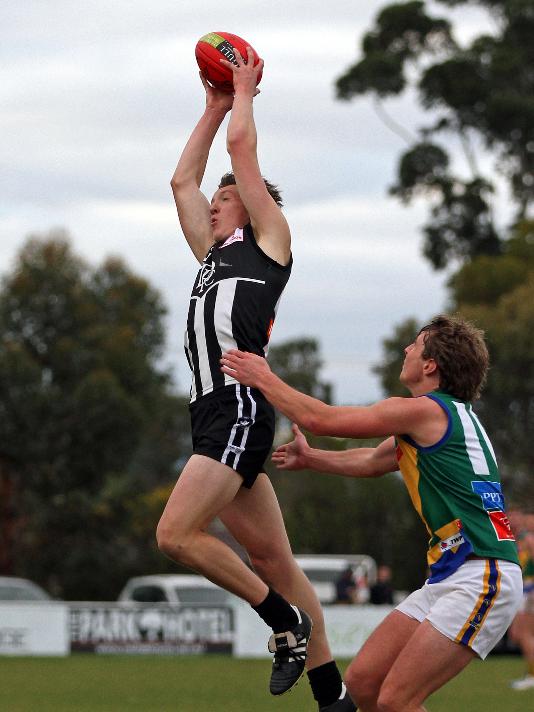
{"left": 2, "top": 1, "right": 494, "bottom": 404}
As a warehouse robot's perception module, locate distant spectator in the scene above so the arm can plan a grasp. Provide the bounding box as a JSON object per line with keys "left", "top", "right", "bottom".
{"left": 354, "top": 570, "right": 370, "bottom": 604}
{"left": 369, "top": 565, "right": 394, "bottom": 605}
{"left": 335, "top": 566, "right": 357, "bottom": 604}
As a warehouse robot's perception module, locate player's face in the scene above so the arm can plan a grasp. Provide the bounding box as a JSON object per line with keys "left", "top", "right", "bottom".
{"left": 210, "top": 185, "right": 249, "bottom": 242}
{"left": 399, "top": 331, "right": 428, "bottom": 388}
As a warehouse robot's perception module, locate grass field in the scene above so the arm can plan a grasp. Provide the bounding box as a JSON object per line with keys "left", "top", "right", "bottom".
{"left": 0, "top": 655, "right": 532, "bottom": 711}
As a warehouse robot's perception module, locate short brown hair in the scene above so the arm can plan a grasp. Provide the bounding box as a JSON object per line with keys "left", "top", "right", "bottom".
{"left": 419, "top": 314, "right": 489, "bottom": 401}
{"left": 218, "top": 172, "right": 283, "bottom": 208}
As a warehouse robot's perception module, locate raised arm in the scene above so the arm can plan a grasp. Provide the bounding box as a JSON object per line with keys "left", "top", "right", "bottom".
{"left": 170, "top": 74, "right": 234, "bottom": 263}
{"left": 222, "top": 48, "right": 291, "bottom": 265}
{"left": 272, "top": 425, "right": 398, "bottom": 478}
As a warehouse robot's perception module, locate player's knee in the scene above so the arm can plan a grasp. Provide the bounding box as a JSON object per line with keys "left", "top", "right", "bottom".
{"left": 376, "top": 685, "right": 405, "bottom": 712}
{"left": 249, "top": 548, "right": 288, "bottom": 583}
{"left": 345, "top": 662, "right": 380, "bottom": 708}
{"left": 249, "top": 554, "right": 277, "bottom": 584}
{"left": 156, "top": 519, "right": 192, "bottom": 563}
{"left": 155, "top": 521, "right": 176, "bottom": 558}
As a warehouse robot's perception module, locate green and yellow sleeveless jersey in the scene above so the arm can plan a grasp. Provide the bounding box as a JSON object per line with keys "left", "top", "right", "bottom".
{"left": 395, "top": 390, "right": 519, "bottom": 583}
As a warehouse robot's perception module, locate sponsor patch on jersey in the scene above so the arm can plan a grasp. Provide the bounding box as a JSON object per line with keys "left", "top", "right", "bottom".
{"left": 434, "top": 519, "right": 464, "bottom": 555}
{"left": 488, "top": 510, "right": 515, "bottom": 541}
{"left": 471, "top": 480, "right": 505, "bottom": 511}
{"left": 439, "top": 531, "right": 466, "bottom": 552}
{"left": 429, "top": 519, "right": 465, "bottom": 562}
{"left": 219, "top": 228, "right": 244, "bottom": 249}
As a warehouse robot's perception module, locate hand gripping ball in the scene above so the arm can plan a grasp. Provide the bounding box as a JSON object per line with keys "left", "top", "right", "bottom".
{"left": 195, "top": 31, "right": 262, "bottom": 93}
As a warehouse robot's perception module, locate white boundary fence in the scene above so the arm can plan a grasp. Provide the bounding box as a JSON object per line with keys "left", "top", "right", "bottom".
{"left": 0, "top": 603, "right": 69, "bottom": 656}
{"left": 0, "top": 601, "right": 392, "bottom": 657}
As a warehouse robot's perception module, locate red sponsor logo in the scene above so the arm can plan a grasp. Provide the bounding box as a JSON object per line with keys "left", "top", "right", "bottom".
{"left": 488, "top": 511, "right": 515, "bottom": 541}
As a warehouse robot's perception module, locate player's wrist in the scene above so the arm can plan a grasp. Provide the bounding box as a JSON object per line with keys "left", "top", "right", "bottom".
{"left": 304, "top": 448, "right": 321, "bottom": 471}
{"left": 255, "top": 367, "right": 274, "bottom": 393}
{"left": 204, "top": 105, "right": 229, "bottom": 119}
{"left": 233, "top": 86, "right": 255, "bottom": 100}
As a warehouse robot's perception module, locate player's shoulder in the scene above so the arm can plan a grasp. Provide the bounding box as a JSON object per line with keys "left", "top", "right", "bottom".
{"left": 380, "top": 394, "right": 438, "bottom": 410}
{"left": 379, "top": 394, "right": 445, "bottom": 422}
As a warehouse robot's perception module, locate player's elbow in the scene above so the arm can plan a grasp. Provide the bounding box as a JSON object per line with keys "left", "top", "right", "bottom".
{"left": 301, "top": 408, "right": 332, "bottom": 436}
{"left": 226, "top": 130, "right": 255, "bottom": 156}
{"left": 170, "top": 174, "right": 187, "bottom": 193}
{"left": 170, "top": 176, "right": 197, "bottom": 205}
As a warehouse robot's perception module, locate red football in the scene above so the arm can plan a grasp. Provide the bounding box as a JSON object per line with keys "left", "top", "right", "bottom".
{"left": 195, "top": 31, "right": 263, "bottom": 94}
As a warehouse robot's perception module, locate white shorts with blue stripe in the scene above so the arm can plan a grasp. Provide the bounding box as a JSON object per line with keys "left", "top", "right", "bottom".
{"left": 396, "top": 558, "right": 522, "bottom": 659}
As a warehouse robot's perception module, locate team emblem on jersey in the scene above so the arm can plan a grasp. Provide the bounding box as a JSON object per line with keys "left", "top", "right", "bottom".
{"left": 195, "top": 259, "right": 216, "bottom": 294}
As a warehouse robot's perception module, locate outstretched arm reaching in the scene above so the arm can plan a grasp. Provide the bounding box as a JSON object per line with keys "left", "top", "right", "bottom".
{"left": 220, "top": 349, "right": 448, "bottom": 444}
{"left": 272, "top": 425, "right": 398, "bottom": 478}
{"left": 171, "top": 74, "right": 234, "bottom": 262}
{"left": 221, "top": 47, "right": 291, "bottom": 266}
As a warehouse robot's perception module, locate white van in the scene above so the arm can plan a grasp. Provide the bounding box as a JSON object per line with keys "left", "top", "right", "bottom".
{"left": 117, "top": 574, "right": 235, "bottom": 605}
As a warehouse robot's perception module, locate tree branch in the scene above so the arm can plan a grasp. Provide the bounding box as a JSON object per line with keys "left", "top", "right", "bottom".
{"left": 372, "top": 97, "right": 418, "bottom": 145}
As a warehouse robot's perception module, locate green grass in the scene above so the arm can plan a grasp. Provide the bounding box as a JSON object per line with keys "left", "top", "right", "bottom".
{"left": 0, "top": 655, "right": 531, "bottom": 711}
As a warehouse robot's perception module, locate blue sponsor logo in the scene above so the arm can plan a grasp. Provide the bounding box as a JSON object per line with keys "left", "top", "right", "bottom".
{"left": 471, "top": 481, "right": 504, "bottom": 511}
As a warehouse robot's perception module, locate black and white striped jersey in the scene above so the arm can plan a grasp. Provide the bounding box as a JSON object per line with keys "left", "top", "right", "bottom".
{"left": 185, "top": 223, "right": 292, "bottom": 403}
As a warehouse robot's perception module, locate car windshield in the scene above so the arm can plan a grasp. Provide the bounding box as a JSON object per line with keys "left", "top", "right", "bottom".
{"left": 173, "top": 587, "right": 228, "bottom": 604}
{"left": 0, "top": 585, "right": 49, "bottom": 601}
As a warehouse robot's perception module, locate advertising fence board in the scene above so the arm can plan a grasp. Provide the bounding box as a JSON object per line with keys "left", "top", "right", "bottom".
{"left": 69, "top": 603, "right": 235, "bottom": 654}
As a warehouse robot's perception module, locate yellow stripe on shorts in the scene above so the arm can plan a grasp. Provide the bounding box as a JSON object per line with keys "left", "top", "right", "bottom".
{"left": 455, "top": 559, "right": 501, "bottom": 648}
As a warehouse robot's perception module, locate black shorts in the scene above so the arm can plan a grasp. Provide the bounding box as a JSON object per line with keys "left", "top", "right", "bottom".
{"left": 189, "top": 384, "right": 275, "bottom": 488}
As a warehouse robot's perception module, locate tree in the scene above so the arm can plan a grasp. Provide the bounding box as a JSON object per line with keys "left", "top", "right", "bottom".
{"left": 336, "top": 0, "right": 534, "bottom": 268}
{"left": 0, "top": 232, "right": 191, "bottom": 598}
{"left": 337, "top": 1, "right": 534, "bottom": 510}
{"left": 268, "top": 338, "right": 332, "bottom": 403}
{"left": 448, "top": 220, "right": 534, "bottom": 501}
{"left": 267, "top": 337, "right": 332, "bottom": 430}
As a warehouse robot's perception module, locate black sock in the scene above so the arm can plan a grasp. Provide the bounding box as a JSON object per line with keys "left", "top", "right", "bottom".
{"left": 307, "top": 660, "right": 343, "bottom": 707}
{"left": 252, "top": 588, "right": 299, "bottom": 633}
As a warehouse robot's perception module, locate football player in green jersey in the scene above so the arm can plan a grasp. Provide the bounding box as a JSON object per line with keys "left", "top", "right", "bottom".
{"left": 221, "top": 314, "right": 522, "bottom": 712}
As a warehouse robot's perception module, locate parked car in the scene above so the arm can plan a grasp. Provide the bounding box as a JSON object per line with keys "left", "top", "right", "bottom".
{"left": 294, "top": 555, "right": 377, "bottom": 604}
{"left": 117, "top": 574, "right": 236, "bottom": 605}
{"left": 0, "top": 576, "right": 52, "bottom": 601}
{"left": 119, "top": 557, "right": 378, "bottom": 607}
